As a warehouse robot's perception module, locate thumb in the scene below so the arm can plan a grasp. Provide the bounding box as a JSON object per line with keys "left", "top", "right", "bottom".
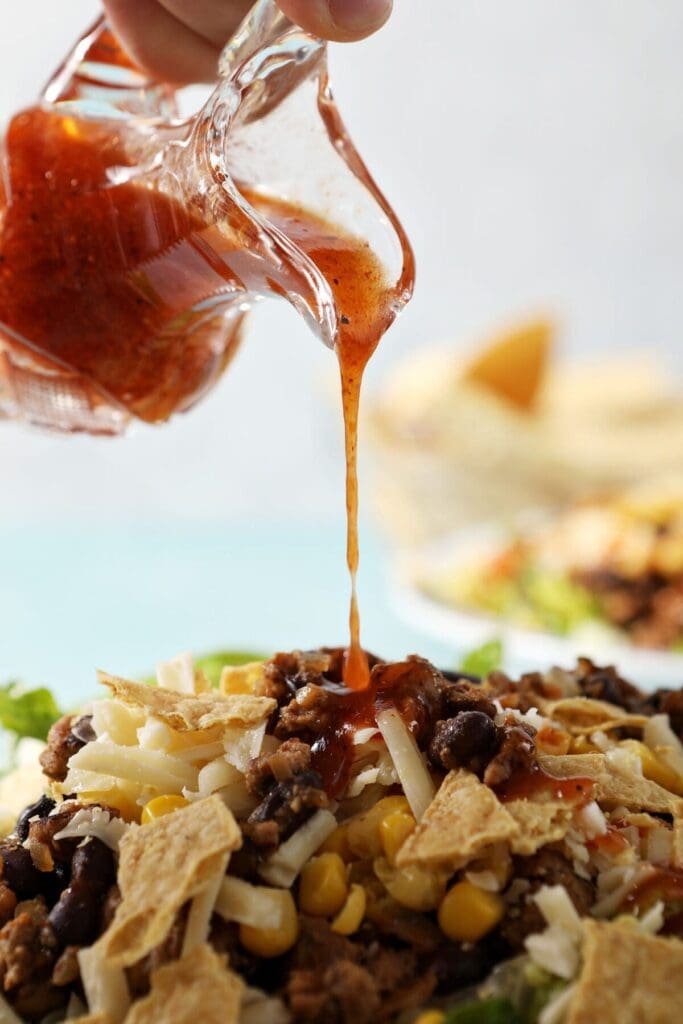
{"left": 276, "top": 0, "right": 393, "bottom": 42}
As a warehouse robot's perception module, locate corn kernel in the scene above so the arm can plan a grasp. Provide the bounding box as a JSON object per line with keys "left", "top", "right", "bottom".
{"left": 239, "top": 890, "right": 298, "bottom": 957}
{"left": 347, "top": 796, "right": 411, "bottom": 860}
{"left": 413, "top": 1013, "right": 445, "bottom": 1024}
{"left": 536, "top": 726, "right": 571, "bottom": 757}
{"left": 319, "top": 824, "right": 352, "bottom": 862}
{"left": 438, "top": 880, "right": 504, "bottom": 943}
{"left": 299, "top": 853, "right": 348, "bottom": 917}
{"left": 141, "top": 794, "right": 189, "bottom": 825}
{"left": 380, "top": 810, "right": 416, "bottom": 866}
{"left": 621, "top": 740, "right": 683, "bottom": 796}
{"left": 331, "top": 883, "right": 367, "bottom": 935}
{"left": 374, "top": 857, "right": 445, "bottom": 912}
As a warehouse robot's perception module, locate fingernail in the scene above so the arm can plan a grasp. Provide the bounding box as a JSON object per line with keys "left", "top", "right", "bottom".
{"left": 327, "top": 0, "right": 393, "bottom": 37}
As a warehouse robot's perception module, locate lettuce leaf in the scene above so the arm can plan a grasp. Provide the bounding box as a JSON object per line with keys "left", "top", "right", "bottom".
{"left": 445, "top": 997, "right": 522, "bottom": 1024}
{"left": 0, "top": 682, "right": 62, "bottom": 742}
{"left": 460, "top": 639, "right": 503, "bottom": 677}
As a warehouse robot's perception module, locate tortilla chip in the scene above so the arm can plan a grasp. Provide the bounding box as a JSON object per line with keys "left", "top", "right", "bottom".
{"left": 506, "top": 797, "right": 574, "bottom": 855}
{"left": 102, "top": 795, "right": 241, "bottom": 967}
{"left": 567, "top": 920, "right": 683, "bottom": 1024}
{"left": 673, "top": 817, "right": 683, "bottom": 869}
{"left": 540, "top": 753, "right": 683, "bottom": 814}
{"left": 124, "top": 945, "right": 243, "bottom": 1024}
{"left": 220, "top": 662, "right": 265, "bottom": 696}
{"left": 396, "top": 770, "right": 519, "bottom": 871}
{"left": 546, "top": 697, "right": 647, "bottom": 734}
{"left": 98, "top": 672, "right": 275, "bottom": 732}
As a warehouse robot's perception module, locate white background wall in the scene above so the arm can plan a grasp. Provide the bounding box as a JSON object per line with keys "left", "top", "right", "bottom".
{"left": 1, "top": 1, "right": 682, "bottom": 524}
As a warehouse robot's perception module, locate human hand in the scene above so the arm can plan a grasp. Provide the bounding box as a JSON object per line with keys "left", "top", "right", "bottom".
{"left": 102, "top": 0, "right": 393, "bottom": 83}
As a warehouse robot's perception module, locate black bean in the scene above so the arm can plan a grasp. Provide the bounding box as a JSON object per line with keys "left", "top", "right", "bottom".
{"left": 429, "top": 711, "right": 499, "bottom": 773}
{"left": 71, "top": 839, "right": 116, "bottom": 893}
{"left": 431, "top": 938, "right": 502, "bottom": 994}
{"left": 0, "top": 842, "right": 45, "bottom": 898}
{"left": 48, "top": 886, "right": 100, "bottom": 948}
{"left": 15, "top": 796, "right": 56, "bottom": 842}
{"left": 39, "top": 861, "right": 71, "bottom": 908}
{"left": 440, "top": 669, "right": 481, "bottom": 684}
{"left": 70, "top": 715, "right": 96, "bottom": 745}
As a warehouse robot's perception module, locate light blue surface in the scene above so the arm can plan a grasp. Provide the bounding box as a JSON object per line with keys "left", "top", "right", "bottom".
{"left": 0, "top": 519, "right": 457, "bottom": 705}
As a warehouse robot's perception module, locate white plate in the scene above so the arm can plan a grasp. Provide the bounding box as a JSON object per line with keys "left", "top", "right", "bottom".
{"left": 391, "top": 524, "right": 683, "bottom": 691}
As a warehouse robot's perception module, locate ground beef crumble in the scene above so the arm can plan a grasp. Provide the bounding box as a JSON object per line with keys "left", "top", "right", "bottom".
{"left": 500, "top": 849, "right": 596, "bottom": 949}
{"left": 39, "top": 714, "right": 93, "bottom": 784}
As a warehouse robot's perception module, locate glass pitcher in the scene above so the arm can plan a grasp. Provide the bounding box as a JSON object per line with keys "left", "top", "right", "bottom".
{"left": 0, "top": 0, "right": 414, "bottom": 434}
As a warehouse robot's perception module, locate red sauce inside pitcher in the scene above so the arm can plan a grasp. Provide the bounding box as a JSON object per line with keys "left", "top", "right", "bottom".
{"left": 0, "top": 107, "right": 398, "bottom": 686}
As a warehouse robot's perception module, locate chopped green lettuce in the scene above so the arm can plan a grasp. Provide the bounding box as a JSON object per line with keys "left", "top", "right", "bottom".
{"left": 0, "top": 682, "right": 62, "bottom": 742}
{"left": 520, "top": 568, "right": 598, "bottom": 635}
{"left": 445, "top": 997, "right": 522, "bottom": 1024}
{"left": 460, "top": 639, "right": 503, "bottom": 677}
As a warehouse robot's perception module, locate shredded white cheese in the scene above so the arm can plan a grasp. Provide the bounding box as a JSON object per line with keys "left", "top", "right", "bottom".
{"left": 644, "top": 714, "right": 683, "bottom": 778}
{"left": 574, "top": 801, "right": 607, "bottom": 840}
{"left": 53, "top": 807, "right": 130, "bottom": 851}
{"left": 182, "top": 853, "right": 230, "bottom": 955}
{"left": 216, "top": 876, "right": 290, "bottom": 929}
{"left": 375, "top": 708, "right": 436, "bottom": 821}
{"left": 77, "top": 943, "right": 130, "bottom": 1023}
{"left": 156, "top": 651, "right": 195, "bottom": 694}
{"left": 67, "top": 741, "right": 198, "bottom": 793}
{"left": 259, "top": 809, "right": 337, "bottom": 888}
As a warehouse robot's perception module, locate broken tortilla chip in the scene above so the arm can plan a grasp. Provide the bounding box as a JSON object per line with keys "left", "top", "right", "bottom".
{"left": 567, "top": 919, "right": 683, "bottom": 1024}
{"left": 396, "top": 770, "right": 519, "bottom": 871}
{"left": 506, "top": 797, "right": 574, "bottom": 855}
{"left": 461, "top": 317, "right": 552, "bottom": 410}
{"left": 98, "top": 672, "right": 275, "bottom": 732}
{"left": 124, "top": 944, "right": 243, "bottom": 1024}
{"left": 101, "top": 795, "right": 241, "bottom": 967}
{"left": 540, "top": 752, "right": 683, "bottom": 814}
{"left": 545, "top": 697, "right": 647, "bottom": 735}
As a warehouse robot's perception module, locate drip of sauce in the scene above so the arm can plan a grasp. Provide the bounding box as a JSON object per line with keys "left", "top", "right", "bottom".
{"left": 306, "top": 659, "right": 441, "bottom": 797}
{"left": 0, "top": 108, "right": 399, "bottom": 677}
{"left": 252, "top": 201, "right": 394, "bottom": 689}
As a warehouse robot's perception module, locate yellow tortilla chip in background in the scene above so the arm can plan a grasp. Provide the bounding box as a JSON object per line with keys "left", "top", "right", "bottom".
{"left": 546, "top": 697, "right": 647, "bottom": 735}
{"left": 396, "top": 770, "right": 519, "bottom": 871}
{"left": 540, "top": 752, "right": 683, "bottom": 814}
{"left": 506, "top": 797, "right": 574, "bottom": 855}
{"left": 567, "top": 920, "right": 683, "bottom": 1024}
{"left": 461, "top": 317, "right": 553, "bottom": 411}
{"left": 98, "top": 672, "right": 275, "bottom": 731}
{"left": 102, "top": 795, "right": 241, "bottom": 967}
{"left": 124, "top": 944, "right": 243, "bottom": 1024}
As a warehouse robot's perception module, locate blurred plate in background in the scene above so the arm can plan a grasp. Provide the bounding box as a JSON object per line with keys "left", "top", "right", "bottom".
{"left": 392, "top": 523, "right": 683, "bottom": 690}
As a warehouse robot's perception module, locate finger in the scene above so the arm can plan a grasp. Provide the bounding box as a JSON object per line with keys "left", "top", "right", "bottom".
{"left": 102, "top": 0, "right": 221, "bottom": 83}
{"left": 157, "top": 0, "right": 253, "bottom": 49}
{"left": 277, "top": 0, "right": 393, "bottom": 42}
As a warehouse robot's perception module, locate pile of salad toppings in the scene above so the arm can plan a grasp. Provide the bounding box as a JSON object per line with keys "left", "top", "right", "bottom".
{"left": 426, "top": 480, "right": 683, "bottom": 648}
{"left": 0, "top": 651, "right": 682, "bottom": 1023}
